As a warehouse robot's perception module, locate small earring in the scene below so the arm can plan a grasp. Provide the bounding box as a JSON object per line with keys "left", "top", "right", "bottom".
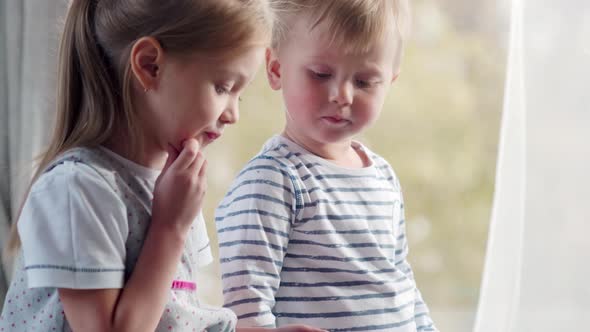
{"left": 144, "top": 87, "right": 149, "bottom": 93}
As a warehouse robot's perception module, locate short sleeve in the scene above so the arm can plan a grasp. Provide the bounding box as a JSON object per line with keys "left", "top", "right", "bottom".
{"left": 193, "top": 213, "right": 213, "bottom": 267}
{"left": 18, "top": 162, "right": 128, "bottom": 289}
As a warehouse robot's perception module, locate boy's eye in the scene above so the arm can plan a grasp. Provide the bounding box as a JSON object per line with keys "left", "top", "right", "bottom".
{"left": 355, "top": 79, "right": 380, "bottom": 89}
{"left": 310, "top": 70, "right": 332, "bottom": 80}
{"left": 355, "top": 79, "right": 371, "bottom": 89}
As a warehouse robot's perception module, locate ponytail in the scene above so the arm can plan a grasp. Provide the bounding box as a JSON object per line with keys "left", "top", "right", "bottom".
{"left": 6, "top": 0, "right": 125, "bottom": 253}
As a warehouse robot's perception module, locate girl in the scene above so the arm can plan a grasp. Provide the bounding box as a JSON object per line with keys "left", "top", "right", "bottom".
{"left": 0, "top": 1, "right": 324, "bottom": 331}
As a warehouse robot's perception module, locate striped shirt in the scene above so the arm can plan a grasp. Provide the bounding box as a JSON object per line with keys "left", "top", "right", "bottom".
{"left": 215, "top": 135, "right": 437, "bottom": 331}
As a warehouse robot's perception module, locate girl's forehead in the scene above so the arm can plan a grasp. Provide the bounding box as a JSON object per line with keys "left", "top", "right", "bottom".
{"left": 182, "top": 47, "right": 263, "bottom": 79}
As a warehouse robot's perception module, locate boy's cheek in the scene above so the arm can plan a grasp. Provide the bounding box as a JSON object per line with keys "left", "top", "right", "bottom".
{"left": 285, "top": 90, "right": 314, "bottom": 115}
{"left": 286, "top": 80, "right": 324, "bottom": 107}
{"left": 353, "top": 97, "right": 383, "bottom": 124}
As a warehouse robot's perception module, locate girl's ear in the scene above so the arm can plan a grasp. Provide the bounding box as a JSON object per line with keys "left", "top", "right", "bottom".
{"left": 265, "top": 47, "right": 282, "bottom": 90}
{"left": 130, "top": 37, "right": 164, "bottom": 91}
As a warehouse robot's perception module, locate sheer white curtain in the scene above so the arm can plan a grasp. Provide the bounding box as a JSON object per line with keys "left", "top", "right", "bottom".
{"left": 0, "top": 0, "right": 67, "bottom": 301}
{"left": 474, "top": 0, "right": 590, "bottom": 330}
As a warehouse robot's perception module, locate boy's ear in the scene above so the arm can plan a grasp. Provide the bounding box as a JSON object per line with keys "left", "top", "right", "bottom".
{"left": 130, "top": 37, "right": 164, "bottom": 92}
{"left": 265, "top": 48, "right": 282, "bottom": 90}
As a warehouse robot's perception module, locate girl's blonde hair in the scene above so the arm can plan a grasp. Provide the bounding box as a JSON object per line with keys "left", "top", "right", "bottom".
{"left": 7, "top": 0, "right": 272, "bottom": 252}
{"left": 271, "top": 0, "right": 410, "bottom": 55}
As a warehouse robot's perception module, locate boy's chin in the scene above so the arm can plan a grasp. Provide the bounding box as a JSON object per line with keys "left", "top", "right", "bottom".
{"left": 286, "top": 124, "right": 358, "bottom": 146}
{"left": 313, "top": 131, "right": 358, "bottom": 146}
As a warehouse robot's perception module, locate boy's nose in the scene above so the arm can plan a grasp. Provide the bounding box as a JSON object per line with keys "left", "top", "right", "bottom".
{"left": 330, "top": 81, "right": 353, "bottom": 107}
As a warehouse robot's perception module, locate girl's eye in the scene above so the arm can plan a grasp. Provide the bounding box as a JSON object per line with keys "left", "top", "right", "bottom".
{"left": 215, "top": 85, "right": 230, "bottom": 95}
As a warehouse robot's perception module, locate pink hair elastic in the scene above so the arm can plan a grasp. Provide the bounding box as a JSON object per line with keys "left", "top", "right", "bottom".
{"left": 171, "top": 280, "right": 197, "bottom": 292}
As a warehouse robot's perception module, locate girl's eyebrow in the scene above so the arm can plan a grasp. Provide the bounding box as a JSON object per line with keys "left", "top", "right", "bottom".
{"left": 215, "top": 69, "right": 247, "bottom": 83}
{"left": 214, "top": 69, "right": 251, "bottom": 90}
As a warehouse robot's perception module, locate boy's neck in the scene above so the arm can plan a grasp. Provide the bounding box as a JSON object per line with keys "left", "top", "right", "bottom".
{"left": 281, "top": 129, "right": 370, "bottom": 169}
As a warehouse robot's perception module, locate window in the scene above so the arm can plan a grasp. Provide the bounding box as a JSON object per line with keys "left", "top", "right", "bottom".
{"left": 202, "top": 2, "right": 509, "bottom": 331}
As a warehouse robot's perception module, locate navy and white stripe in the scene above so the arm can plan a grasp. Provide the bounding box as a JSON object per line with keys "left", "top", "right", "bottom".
{"left": 216, "top": 135, "right": 437, "bottom": 331}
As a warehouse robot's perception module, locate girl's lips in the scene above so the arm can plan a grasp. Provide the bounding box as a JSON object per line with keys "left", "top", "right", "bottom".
{"left": 205, "top": 132, "right": 221, "bottom": 141}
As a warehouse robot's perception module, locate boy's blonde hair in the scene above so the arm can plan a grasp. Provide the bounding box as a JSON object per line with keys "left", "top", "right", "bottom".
{"left": 270, "top": 0, "right": 410, "bottom": 55}
{"left": 7, "top": 0, "right": 272, "bottom": 253}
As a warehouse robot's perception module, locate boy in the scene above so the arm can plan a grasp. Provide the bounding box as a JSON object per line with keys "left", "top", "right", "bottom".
{"left": 215, "top": 1, "right": 437, "bottom": 331}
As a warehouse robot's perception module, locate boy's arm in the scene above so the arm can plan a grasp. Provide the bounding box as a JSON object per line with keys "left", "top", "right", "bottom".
{"left": 216, "top": 160, "right": 296, "bottom": 327}
{"left": 396, "top": 192, "right": 438, "bottom": 332}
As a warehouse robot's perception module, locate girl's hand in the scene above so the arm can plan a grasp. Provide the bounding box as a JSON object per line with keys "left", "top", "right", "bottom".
{"left": 152, "top": 138, "right": 207, "bottom": 233}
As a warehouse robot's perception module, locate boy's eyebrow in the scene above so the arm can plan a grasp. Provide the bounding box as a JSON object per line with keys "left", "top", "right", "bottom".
{"left": 306, "top": 53, "right": 338, "bottom": 62}
{"left": 303, "top": 53, "right": 389, "bottom": 79}
{"left": 359, "top": 66, "right": 386, "bottom": 78}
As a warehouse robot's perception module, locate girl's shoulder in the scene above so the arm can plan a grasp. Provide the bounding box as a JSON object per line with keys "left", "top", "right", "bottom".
{"left": 31, "top": 147, "right": 116, "bottom": 195}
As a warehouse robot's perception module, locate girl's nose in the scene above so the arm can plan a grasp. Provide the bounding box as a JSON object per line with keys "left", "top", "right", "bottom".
{"left": 220, "top": 100, "right": 239, "bottom": 125}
